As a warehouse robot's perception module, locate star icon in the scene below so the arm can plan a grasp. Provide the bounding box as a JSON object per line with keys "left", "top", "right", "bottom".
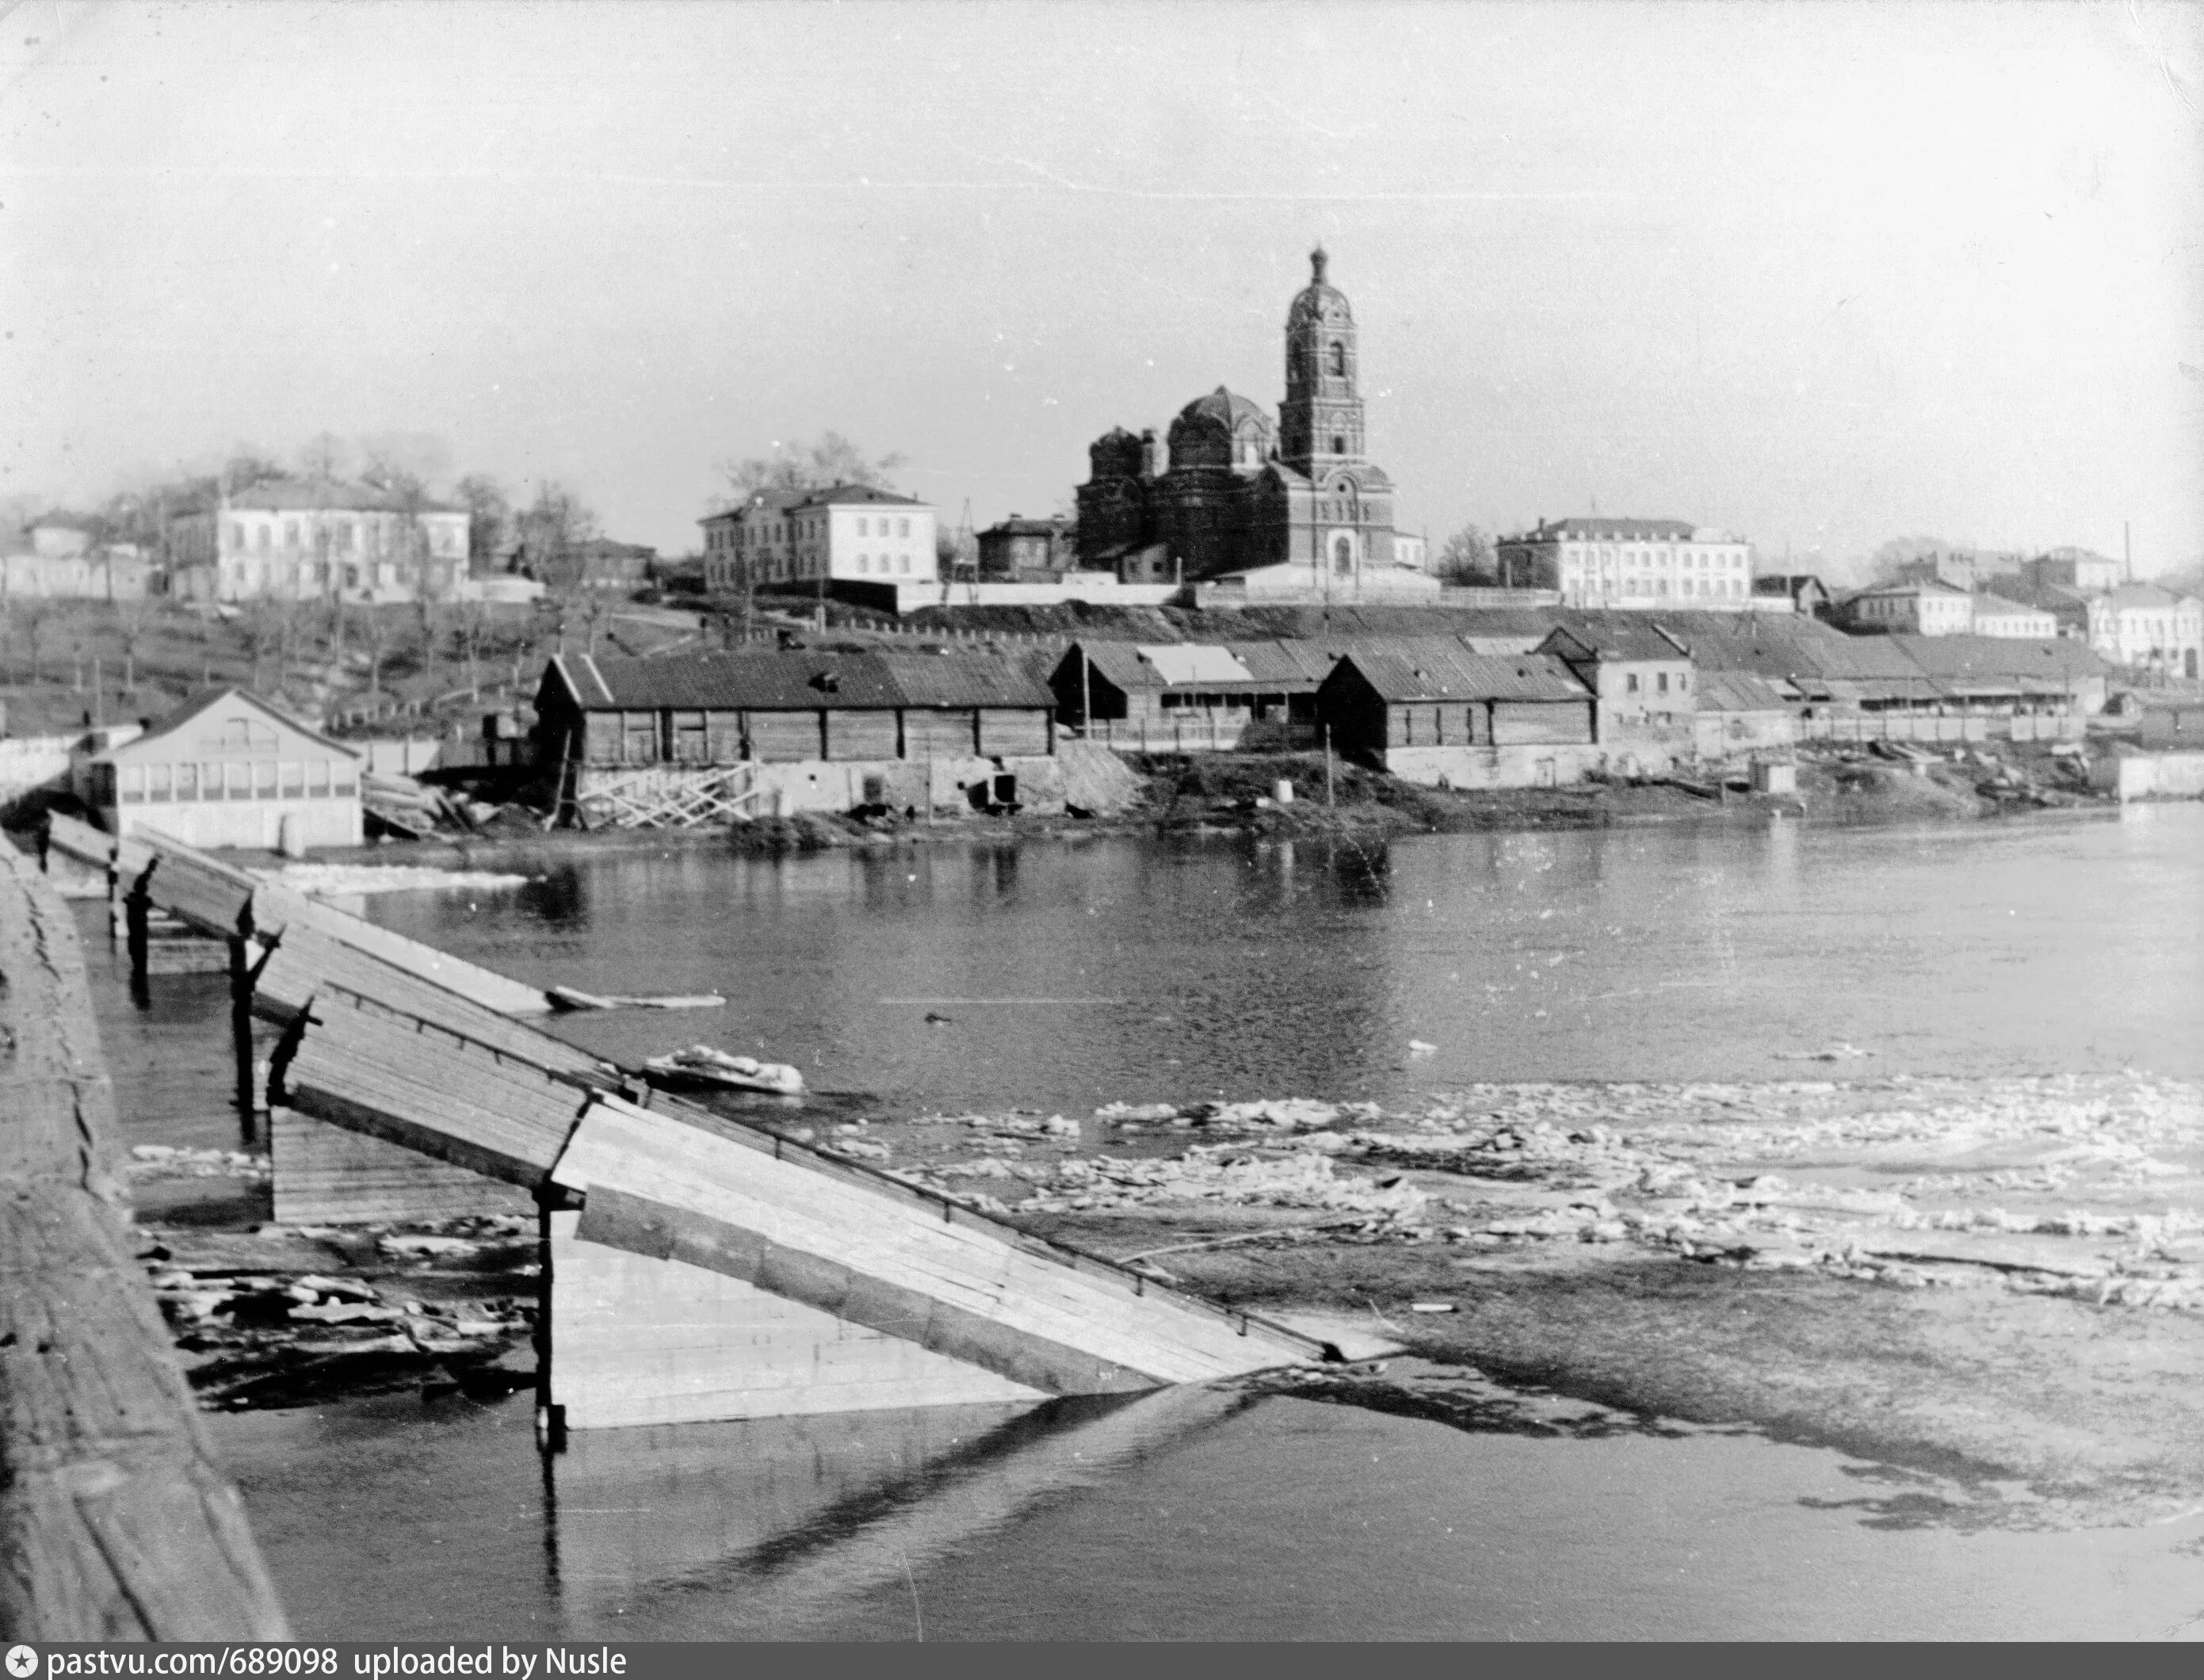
{"left": 6, "top": 1645, "right": 40, "bottom": 1679}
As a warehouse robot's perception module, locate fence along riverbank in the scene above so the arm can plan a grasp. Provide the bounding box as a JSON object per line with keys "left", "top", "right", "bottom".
{"left": 40, "top": 813, "right": 1333, "bottom": 1434}
{"left": 0, "top": 837, "right": 289, "bottom": 1640}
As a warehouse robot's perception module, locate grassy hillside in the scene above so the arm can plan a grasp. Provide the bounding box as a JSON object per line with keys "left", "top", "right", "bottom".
{"left": 0, "top": 597, "right": 704, "bottom": 741}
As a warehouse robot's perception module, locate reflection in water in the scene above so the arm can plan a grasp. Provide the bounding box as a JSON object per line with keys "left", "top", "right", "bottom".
{"left": 360, "top": 810, "right": 2204, "bottom": 1114}
{"left": 220, "top": 1372, "right": 2204, "bottom": 1641}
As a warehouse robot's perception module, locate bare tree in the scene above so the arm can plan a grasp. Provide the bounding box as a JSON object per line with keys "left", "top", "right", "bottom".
{"left": 242, "top": 601, "right": 286, "bottom": 692}
{"left": 716, "top": 432, "right": 906, "bottom": 506}
{"left": 19, "top": 600, "right": 52, "bottom": 685}
{"left": 1435, "top": 523, "right": 1497, "bottom": 586}
{"left": 359, "top": 606, "right": 395, "bottom": 701}
{"left": 456, "top": 475, "right": 510, "bottom": 572}
{"left": 113, "top": 598, "right": 152, "bottom": 693}
{"left": 298, "top": 433, "right": 350, "bottom": 483}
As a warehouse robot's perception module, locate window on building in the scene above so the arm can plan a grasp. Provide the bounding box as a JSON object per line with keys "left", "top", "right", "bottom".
{"left": 307, "top": 761, "right": 329, "bottom": 797}
{"left": 279, "top": 762, "right": 304, "bottom": 797}
{"left": 332, "top": 763, "right": 356, "bottom": 796}
{"left": 897, "top": 518, "right": 910, "bottom": 538}
{"left": 898, "top": 555, "right": 910, "bottom": 574}
{"left": 225, "top": 763, "right": 251, "bottom": 801}
{"left": 857, "top": 518, "right": 869, "bottom": 536}
{"left": 857, "top": 556, "right": 869, "bottom": 574}
{"left": 119, "top": 766, "right": 145, "bottom": 804}
{"left": 1626, "top": 673, "right": 1640, "bottom": 693}
{"left": 1331, "top": 435, "right": 1346, "bottom": 455}
{"left": 1328, "top": 341, "right": 1346, "bottom": 376}
{"left": 177, "top": 764, "right": 198, "bottom": 801}
{"left": 200, "top": 762, "right": 219, "bottom": 800}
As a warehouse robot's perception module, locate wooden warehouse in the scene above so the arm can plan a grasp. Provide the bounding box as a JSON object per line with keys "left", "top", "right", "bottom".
{"left": 1316, "top": 644, "right": 1596, "bottom": 760}
{"left": 534, "top": 649, "right": 1059, "bottom": 769}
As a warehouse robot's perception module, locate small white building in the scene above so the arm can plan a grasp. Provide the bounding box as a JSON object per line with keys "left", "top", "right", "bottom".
{"left": 1494, "top": 518, "right": 1755, "bottom": 609}
{"left": 1845, "top": 578, "right": 1974, "bottom": 636}
{"left": 1967, "top": 595, "right": 2059, "bottom": 640}
{"left": 700, "top": 484, "right": 937, "bottom": 594}
{"left": 1392, "top": 530, "right": 1429, "bottom": 573}
{"left": 82, "top": 688, "right": 363, "bottom": 851}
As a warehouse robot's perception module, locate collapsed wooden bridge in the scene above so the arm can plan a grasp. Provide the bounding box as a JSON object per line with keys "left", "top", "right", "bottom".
{"left": 44, "top": 814, "right": 1328, "bottom": 1432}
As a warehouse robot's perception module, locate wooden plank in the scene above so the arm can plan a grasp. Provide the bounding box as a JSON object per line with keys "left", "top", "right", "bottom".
{"left": 251, "top": 882, "right": 552, "bottom": 1015}
{"left": 270, "top": 1108, "right": 530, "bottom": 1227}
{"left": 250, "top": 918, "right": 609, "bottom": 1082}
{"left": 43, "top": 811, "right": 115, "bottom": 870}
{"left": 0, "top": 841, "right": 289, "bottom": 1640}
{"left": 574, "top": 1185, "right": 1159, "bottom": 1398}
{"left": 275, "top": 992, "right": 593, "bottom": 1188}
{"left": 636, "top": 1092, "right": 1331, "bottom": 1360}
{"left": 131, "top": 835, "right": 259, "bottom": 936}
{"left": 552, "top": 1099, "right": 1317, "bottom": 1391}
{"left": 548, "top": 1211, "right": 1041, "bottom": 1428}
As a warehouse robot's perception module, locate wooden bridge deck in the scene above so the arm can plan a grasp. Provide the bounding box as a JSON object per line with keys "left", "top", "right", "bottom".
{"left": 0, "top": 838, "right": 289, "bottom": 1640}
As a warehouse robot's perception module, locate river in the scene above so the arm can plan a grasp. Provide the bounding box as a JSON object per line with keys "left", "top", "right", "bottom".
{"left": 147, "top": 806, "right": 2204, "bottom": 1639}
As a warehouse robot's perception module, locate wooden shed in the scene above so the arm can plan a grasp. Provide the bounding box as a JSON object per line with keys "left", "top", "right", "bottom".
{"left": 1316, "top": 647, "right": 1595, "bottom": 759}
{"left": 533, "top": 649, "right": 1058, "bottom": 771}
{"left": 79, "top": 687, "right": 363, "bottom": 850}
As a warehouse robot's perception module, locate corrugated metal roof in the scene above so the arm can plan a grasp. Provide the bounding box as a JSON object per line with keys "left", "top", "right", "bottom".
{"left": 552, "top": 649, "right": 1052, "bottom": 712}
{"left": 1539, "top": 620, "right": 1694, "bottom": 662}
{"left": 1332, "top": 648, "right": 1589, "bottom": 704}
{"left": 1135, "top": 644, "right": 1255, "bottom": 685}
{"left": 1885, "top": 635, "right": 2108, "bottom": 685}
{"left": 1693, "top": 671, "right": 1793, "bottom": 713}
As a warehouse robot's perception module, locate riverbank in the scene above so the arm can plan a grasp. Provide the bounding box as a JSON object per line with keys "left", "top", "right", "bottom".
{"left": 135, "top": 736, "right": 2121, "bottom": 879}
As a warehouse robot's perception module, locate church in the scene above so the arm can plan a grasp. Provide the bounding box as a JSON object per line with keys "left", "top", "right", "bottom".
{"left": 1074, "top": 249, "right": 1410, "bottom": 590}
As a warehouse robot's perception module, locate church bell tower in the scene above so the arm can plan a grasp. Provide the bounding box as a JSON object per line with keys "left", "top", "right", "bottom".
{"left": 1278, "top": 246, "right": 1366, "bottom": 477}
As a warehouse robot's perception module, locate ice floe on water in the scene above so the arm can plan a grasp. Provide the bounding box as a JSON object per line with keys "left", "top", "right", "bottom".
{"left": 254, "top": 864, "right": 537, "bottom": 896}
{"left": 881, "top": 1073, "right": 2204, "bottom": 1312}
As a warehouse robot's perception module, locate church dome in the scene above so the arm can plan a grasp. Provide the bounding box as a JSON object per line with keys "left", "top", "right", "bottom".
{"left": 1288, "top": 245, "right": 1352, "bottom": 328}
{"left": 1168, "top": 387, "right": 1273, "bottom": 472}
{"left": 1087, "top": 426, "right": 1146, "bottom": 481}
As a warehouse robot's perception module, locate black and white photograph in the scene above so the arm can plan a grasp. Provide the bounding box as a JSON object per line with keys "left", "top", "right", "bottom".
{"left": 2, "top": 0, "right": 2200, "bottom": 1646}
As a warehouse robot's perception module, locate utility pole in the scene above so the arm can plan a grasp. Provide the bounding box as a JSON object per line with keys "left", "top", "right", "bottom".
{"left": 1324, "top": 723, "right": 1335, "bottom": 807}
{"left": 1080, "top": 643, "right": 1093, "bottom": 739}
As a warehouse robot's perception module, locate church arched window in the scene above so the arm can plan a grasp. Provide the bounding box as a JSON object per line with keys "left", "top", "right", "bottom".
{"left": 1331, "top": 435, "right": 1346, "bottom": 456}
{"left": 1328, "top": 341, "right": 1346, "bottom": 377}
{"left": 1333, "top": 534, "right": 1354, "bottom": 575}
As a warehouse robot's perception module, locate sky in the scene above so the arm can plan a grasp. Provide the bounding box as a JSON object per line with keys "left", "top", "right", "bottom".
{"left": 3, "top": 0, "right": 2201, "bottom": 578}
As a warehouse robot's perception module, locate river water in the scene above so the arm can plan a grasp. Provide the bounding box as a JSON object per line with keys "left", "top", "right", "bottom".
{"left": 187, "top": 807, "right": 2204, "bottom": 1640}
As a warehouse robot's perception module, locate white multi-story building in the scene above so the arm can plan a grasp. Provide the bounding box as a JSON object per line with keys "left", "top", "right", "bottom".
{"left": 1844, "top": 578, "right": 1975, "bottom": 636}
{"left": 2086, "top": 583, "right": 2203, "bottom": 680}
{"left": 1493, "top": 518, "right": 1755, "bottom": 609}
{"left": 167, "top": 479, "right": 469, "bottom": 605}
{"left": 700, "top": 484, "right": 936, "bottom": 594}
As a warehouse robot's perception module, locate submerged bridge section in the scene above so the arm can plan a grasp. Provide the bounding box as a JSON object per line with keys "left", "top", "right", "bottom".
{"left": 48, "top": 813, "right": 1327, "bottom": 1430}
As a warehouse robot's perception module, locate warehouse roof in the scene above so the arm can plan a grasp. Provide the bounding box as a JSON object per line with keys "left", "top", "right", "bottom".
{"left": 1325, "top": 647, "right": 1590, "bottom": 704}
{"left": 544, "top": 650, "right": 1055, "bottom": 712}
